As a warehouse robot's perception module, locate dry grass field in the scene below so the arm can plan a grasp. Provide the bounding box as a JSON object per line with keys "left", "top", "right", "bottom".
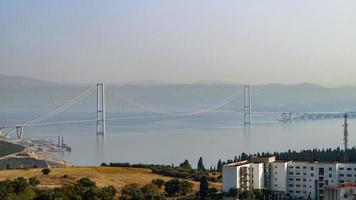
{"left": 0, "top": 167, "right": 172, "bottom": 189}
{"left": 0, "top": 166, "right": 218, "bottom": 193}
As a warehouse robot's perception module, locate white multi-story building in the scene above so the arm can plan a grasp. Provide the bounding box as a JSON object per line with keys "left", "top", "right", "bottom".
{"left": 222, "top": 156, "right": 356, "bottom": 200}
{"left": 324, "top": 182, "right": 356, "bottom": 199}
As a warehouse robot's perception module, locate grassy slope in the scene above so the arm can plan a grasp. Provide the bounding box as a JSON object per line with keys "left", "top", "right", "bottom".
{"left": 0, "top": 166, "right": 204, "bottom": 193}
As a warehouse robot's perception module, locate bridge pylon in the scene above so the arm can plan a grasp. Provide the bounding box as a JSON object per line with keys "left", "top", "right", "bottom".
{"left": 97, "top": 83, "right": 106, "bottom": 135}
{"left": 244, "top": 85, "right": 251, "bottom": 125}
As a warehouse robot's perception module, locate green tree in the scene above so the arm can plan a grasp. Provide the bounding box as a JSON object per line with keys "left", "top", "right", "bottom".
{"left": 217, "top": 159, "right": 223, "bottom": 172}
{"left": 240, "top": 190, "right": 255, "bottom": 200}
{"left": 41, "top": 168, "right": 51, "bottom": 175}
{"left": 164, "top": 179, "right": 181, "bottom": 196}
{"left": 121, "top": 183, "right": 143, "bottom": 200}
{"left": 98, "top": 186, "right": 116, "bottom": 200}
{"left": 152, "top": 179, "right": 165, "bottom": 188}
{"left": 197, "top": 157, "right": 206, "bottom": 171}
{"left": 29, "top": 176, "right": 40, "bottom": 187}
{"left": 141, "top": 183, "right": 166, "bottom": 200}
{"left": 199, "top": 176, "right": 209, "bottom": 199}
{"left": 228, "top": 188, "right": 241, "bottom": 198}
{"left": 179, "top": 160, "right": 192, "bottom": 169}
{"left": 11, "top": 177, "right": 29, "bottom": 194}
{"left": 0, "top": 179, "right": 14, "bottom": 200}
{"left": 77, "top": 177, "right": 96, "bottom": 189}
{"left": 180, "top": 180, "right": 193, "bottom": 195}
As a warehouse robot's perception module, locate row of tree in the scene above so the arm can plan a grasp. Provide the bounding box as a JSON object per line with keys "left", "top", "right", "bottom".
{"left": 217, "top": 147, "right": 356, "bottom": 170}
{"left": 0, "top": 176, "right": 116, "bottom": 200}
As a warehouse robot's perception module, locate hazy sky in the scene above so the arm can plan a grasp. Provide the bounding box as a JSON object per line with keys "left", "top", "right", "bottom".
{"left": 1, "top": 0, "right": 356, "bottom": 85}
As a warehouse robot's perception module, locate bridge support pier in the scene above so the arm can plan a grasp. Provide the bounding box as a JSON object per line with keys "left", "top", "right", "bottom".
{"left": 244, "top": 85, "right": 251, "bottom": 125}
{"left": 97, "top": 83, "right": 106, "bottom": 135}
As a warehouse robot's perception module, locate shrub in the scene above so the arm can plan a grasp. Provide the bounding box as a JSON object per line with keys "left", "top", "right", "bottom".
{"left": 41, "top": 168, "right": 51, "bottom": 175}
{"left": 152, "top": 179, "right": 165, "bottom": 188}
{"left": 29, "top": 177, "right": 40, "bottom": 187}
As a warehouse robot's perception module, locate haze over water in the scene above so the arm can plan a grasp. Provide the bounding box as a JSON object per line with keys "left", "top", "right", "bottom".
{"left": 1, "top": 111, "right": 352, "bottom": 168}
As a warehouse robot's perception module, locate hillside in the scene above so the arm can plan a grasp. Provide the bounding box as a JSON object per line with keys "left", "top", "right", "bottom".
{"left": 0, "top": 140, "right": 24, "bottom": 157}
{"left": 0, "top": 167, "right": 208, "bottom": 194}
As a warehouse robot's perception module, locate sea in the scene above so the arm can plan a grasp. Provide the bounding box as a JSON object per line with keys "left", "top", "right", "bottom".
{"left": 0, "top": 111, "right": 353, "bottom": 168}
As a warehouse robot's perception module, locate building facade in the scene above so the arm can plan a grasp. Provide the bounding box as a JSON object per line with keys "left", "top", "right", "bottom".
{"left": 222, "top": 156, "right": 356, "bottom": 200}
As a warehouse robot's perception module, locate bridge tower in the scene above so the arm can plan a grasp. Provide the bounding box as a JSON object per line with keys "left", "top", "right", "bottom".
{"left": 97, "top": 83, "right": 106, "bottom": 135}
{"left": 244, "top": 85, "right": 251, "bottom": 125}
{"left": 16, "top": 126, "right": 24, "bottom": 140}
{"left": 343, "top": 113, "right": 349, "bottom": 161}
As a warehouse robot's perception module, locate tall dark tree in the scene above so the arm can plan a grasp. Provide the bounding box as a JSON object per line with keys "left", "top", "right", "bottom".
{"left": 217, "top": 159, "right": 223, "bottom": 172}
{"left": 199, "top": 176, "right": 209, "bottom": 200}
{"left": 197, "top": 157, "right": 206, "bottom": 171}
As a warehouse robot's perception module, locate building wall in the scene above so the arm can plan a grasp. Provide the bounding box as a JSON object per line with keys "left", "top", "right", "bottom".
{"left": 251, "top": 163, "right": 264, "bottom": 189}
{"left": 222, "top": 165, "right": 239, "bottom": 192}
{"left": 271, "top": 162, "right": 288, "bottom": 193}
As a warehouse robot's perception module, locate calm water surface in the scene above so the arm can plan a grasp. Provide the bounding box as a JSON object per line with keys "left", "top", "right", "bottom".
{"left": 0, "top": 112, "right": 353, "bottom": 168}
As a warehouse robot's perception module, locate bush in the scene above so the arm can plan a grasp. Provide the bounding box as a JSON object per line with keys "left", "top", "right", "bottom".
{"left": 152, "top": 179, "right": 165, "bottom": 188}
{"left": 164, "top": 179, "right": 181, "bottom": 196}
{"left": 180, "top": 180, "right": 193, "bottom": 195}
{"left": 29, "top": 177, "right": 40, "bottom": 187}
{"left": 41, "top": 168, "right": 51, "bottom": 175}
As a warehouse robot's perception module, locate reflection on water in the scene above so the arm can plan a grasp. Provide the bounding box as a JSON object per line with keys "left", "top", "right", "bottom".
{"left": 0, "top": 112, "right": 353, "bottom": 167}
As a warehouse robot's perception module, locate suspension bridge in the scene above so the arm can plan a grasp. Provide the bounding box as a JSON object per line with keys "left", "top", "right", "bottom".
{"left": 0, "top": 83, "right": 252, "bottom": 140}
{"left": 0, "top": 83, "right": 349, "bottom": 140}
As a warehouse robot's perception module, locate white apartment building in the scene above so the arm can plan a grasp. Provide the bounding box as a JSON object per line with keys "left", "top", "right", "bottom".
{"left": 324, "top": 182, "right": 356, "bottom": 200}
{"left": 223, "top": 156, "right": 356, "bottom": 200}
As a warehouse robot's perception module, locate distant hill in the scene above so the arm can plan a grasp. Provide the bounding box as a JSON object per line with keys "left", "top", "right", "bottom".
{"left": 1, "top": 74, "right": 356, "bottom": 114}
{"left": 0, "top": 140, "right": 24, "bottom": 157}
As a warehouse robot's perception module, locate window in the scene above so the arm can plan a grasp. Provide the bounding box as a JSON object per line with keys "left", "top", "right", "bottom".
{"left": 329, "top": 174, "right": 332, "bottom": 178}
{"left": 289, "top": 166, "right": 293, "bottom": 169}
{"left": 311, "top": 173, "right": 314, "bottom": 177}
{"left": 344, "top": 194, "right": 348, "bottom": 198}
{"left": 340, "top": 174, "right": 345, "bottom": 177}
{"left": 296, "top": 166, "right": 300, "bottom": 169}
{"left": 347, "top": 168, "right": 352, "bottom": 171}
{"left": 275, "top": 166, "right": 277, "bottom": 168}
{"left": 329, "top": 167, "right": 332, "bottom": 171}
{"left": 347, "top": 174, "right": 352, "bottom": 177}
{"left": 303, "top": 166, "right": 306, "bottom": 169}
{"left": 289, "top": 172, "right": 294, "bottom": 175}
{"left": 296, "top": 184, "right": 301, "bottom": 187}
{"left": 303, "top": 173, "right": 306, "bottom": 175}
{"left": 311, "top": 167, "right": 314, "bottom": 170}
{"left": 296, "top": 178, "right": 301, "bottom": 181}
{"left": 289, "top": 178, "right": 294, "bottom": 181}
{"left": 296, "top": 191, "right": 300, "bottom": 193}
{"left": 296, "top": 172, "right": 301, "bottom": 175}
{"left": 289, "top": 184, "right": 294, "bottom": 187}
{"left": 275, "top": 178, "right": 277, "bottom": 181}
{"left": 275, "top": 184, "right": 277, "bottom": 187}
{"left": 303, "top": 179, "right": 306, "bottom": 181}
{"left": 340, "top": 167, "right": 344, "bottom": 170}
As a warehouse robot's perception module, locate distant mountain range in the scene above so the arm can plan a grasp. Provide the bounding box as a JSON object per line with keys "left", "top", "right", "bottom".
{"left": 1, "top": 74, "right": 356, "bottom": 113}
